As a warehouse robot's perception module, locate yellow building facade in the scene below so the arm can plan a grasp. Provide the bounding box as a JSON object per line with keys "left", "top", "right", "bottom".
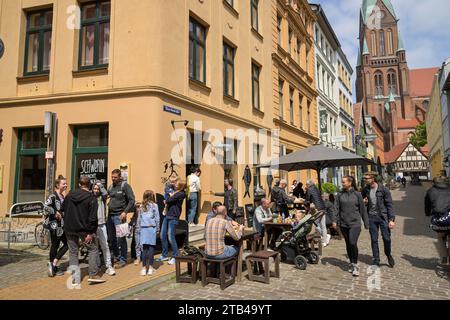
{"left": 426, "top": 73, "right": 444, "bottom": 178}
{"left": 271, "top": 0, "right": 319, "bottom": 184}
{"left": 0, "top": 0, "right": 317, "bottom": 219}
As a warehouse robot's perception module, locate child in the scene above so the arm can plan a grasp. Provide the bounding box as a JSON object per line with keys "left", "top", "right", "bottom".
{"left": 138, "top": 190, "right": 160, "bottom": 276}
{"left": 163, "top": 176, "right": 178, "bottom": 215}
{"left": 130, "top": 204, "right": 142, "bottom": 265}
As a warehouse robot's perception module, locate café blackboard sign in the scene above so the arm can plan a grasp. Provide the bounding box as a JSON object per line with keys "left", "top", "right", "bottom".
{"left": 10, "top": 202, "right": 45, "bottom": 217}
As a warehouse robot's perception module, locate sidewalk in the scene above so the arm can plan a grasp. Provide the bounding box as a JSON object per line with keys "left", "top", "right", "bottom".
{"left": 0, "top": 256, "right": 179, "bottom": 300}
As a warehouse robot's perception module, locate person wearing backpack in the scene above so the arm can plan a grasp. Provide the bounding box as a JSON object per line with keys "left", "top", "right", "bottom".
{"left": 425, "top": 176, "right": 450, "bottom": 266}
{"left": 107, "top": 169, "right": 136, "bottom": 268}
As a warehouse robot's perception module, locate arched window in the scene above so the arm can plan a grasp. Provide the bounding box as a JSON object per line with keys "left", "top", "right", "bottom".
{"left": 387, "top": 69, "right": 397, "bottom": 95}
{"left": 379, "top": 30, "right": 385, "bottom": 56}
{"left": 371, "top": 31, "right": 377, "bottom": 57}
{"left": 374, "top": 71, "right": 384, "bottom": 96}
{"left": 387, "top": 29, "right": 393, "bottom": 55}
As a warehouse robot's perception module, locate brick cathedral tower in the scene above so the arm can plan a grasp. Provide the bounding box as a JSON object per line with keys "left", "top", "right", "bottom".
{"left": 355, "top": 0, "right": 412, "bottom": 162}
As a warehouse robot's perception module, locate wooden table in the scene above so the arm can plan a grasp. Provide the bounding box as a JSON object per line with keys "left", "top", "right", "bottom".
{"left": 225, "top": 230, "right": 259, "bottom": 282}
{"left": 262, "top": 222, "right": 293, "bottom": 250}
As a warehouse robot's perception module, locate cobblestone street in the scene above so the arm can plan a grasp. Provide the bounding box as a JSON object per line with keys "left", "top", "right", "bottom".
{"left": 126, "top": 185, "right": 450, "bottom": 300}
{"left": 0, "top": 185, "right": 448, "bottom": 300}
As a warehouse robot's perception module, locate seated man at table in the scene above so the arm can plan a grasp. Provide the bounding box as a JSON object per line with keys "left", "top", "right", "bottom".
{"left": 205, "top": 206, "right": 244, "bottom": 259}
{"left": 205, "top": 201, "right": 236, "bottom": 226}
{"left": 253, "top": 198, "right": 273, "bottom": 235}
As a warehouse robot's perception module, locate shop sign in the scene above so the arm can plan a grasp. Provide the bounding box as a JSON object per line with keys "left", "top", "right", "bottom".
{"left": 76, "top": 154, "right": 108, "bottom": 186}
{"left": 10, "top": 202, "right": 44, "bottom": 217}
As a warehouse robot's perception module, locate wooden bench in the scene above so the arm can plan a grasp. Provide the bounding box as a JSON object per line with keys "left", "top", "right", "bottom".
{"left": 200, "top": 256, "right": 237, "bottom": 290}
{"left": 245, "top": 250, "right": 280, "bottom": 284}
{"left": 175, "top": 255, "right": 199, "bottom": 284}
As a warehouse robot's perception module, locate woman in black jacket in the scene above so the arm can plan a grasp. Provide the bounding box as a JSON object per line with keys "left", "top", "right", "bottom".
{"left": 157, "top": 180, "right": 186, "bottom": 265}
{"left": 333, "top": 176, "right": 369, "bottom": 277}
{"left": 44, "top": 175, "right": 69, "bottom": 277}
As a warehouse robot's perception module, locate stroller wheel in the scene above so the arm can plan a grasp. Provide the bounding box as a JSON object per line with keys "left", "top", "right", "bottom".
{"left": 308, "top": 252, "right": 320, "bottom": 264}
{"left": 294, "top": 255, "right": 308, "bottom": 270}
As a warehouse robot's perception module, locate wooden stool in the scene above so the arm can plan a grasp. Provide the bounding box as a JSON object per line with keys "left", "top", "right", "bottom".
{"left": 246, "top": 251, "right": 280, "bottom": 284}
{"left": 175, "top": 255, "right": 199, "bottom": 284}
{"left": 201, "top": 256, "right": 237, "bottom": 290}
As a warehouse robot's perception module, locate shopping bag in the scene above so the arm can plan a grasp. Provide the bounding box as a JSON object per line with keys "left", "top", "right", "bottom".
{"left": 116, "top": 222, "right": 129, "bottom": 238}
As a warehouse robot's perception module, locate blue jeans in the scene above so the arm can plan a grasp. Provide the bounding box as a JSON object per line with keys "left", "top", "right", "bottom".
{"left": 188, "top": 192, "right": 198, "bottom": 223}
{"left": 208, "top": 245, "right": 238, "bottom": 260}
{"left": 106, "top": 214, "right": 128, "bottom": 263}
{"left": 369, "top": 215, "right": 392, "bottom": 264}
{"left": 161, "top": 218, "right": 179, "bottom": 258}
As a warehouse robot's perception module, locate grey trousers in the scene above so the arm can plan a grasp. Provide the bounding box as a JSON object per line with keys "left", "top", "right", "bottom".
{"left": 66, "top": 232, "right": 99, "bottom": 276}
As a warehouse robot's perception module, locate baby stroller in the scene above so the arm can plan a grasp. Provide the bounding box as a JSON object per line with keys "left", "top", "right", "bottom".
{"left": 275, "top": 209, "right": 325, "bottom": 270}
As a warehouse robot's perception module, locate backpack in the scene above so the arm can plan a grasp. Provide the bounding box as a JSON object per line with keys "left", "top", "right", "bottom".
{"left": 180, "top": 245, "right": 206, "bottom": 259}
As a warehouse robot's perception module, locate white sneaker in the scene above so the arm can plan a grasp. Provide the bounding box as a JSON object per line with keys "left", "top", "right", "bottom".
{"left": 352, "top": 264, "right": 360, "bottom": 277}
{"left": 140, "top": 268, "right": 147, "bottom": 276}
{"left": 134, "top": 259, "right": 140, "bottom": 266}
{"left": 347, "top": 263, "right": 354, "bottom": 273}
{"left": 106, "top": 267, "right": 116, "bottom": 276}
{"left": 168, "top": 258, "right": 176, "bottom": 265}
{"left": 189, "top": 223, "right": 197, "bottom": 227}
{"left": 147, "top": 267, "right": 155, "bottom": 275}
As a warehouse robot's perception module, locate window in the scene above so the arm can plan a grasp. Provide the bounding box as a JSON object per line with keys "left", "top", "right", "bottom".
{"left": 24, "top": 9, "right": 53, "bottom": 75}
{"left": 299, "top": 94, "right": 304, "bottom": 129}
{"left": 307, "top": 101, "right": 311, "bottom": 133}
{"left": 72, "top": 125, "right": 109, "bottom": 188}
{"left": 252, "top": 63, "right": 261, "bottom": 109}
{"left": 374, "top": 72, "right": 384, "bottom": 96}
{"left": 306, "top": 48, "right": 310, "bottom": 72}
{"left": 288, "top": 27, "right": 293, "bottom": 55}
{"left": 315, "top": 26, "right": 319, "bottom": 44}
{"left": 387, "top": 29, "right": 393, "bottom": 55}
{"left": 251, "top": 0, "right": 259, "bottom": 32}
{"left": 379, "top": 30, "right": 385, "bottom": 57}
{"left": 14, "top": 128, "right": 46, "bottom": 203}
{"left": 296, "top": 38, "right": 301, "bottom": 64}
{"left": 387, "top": 70, "right": 397, "bottom": 95}
{"left": 189, "top": 18, "right": 207, "bottom": 83}
{"left": 289, "top": 87, "right": 294, "bottom": 125}
{"left": 223, "top": 42, "right": 235, "bottom": 97}
{"left": 422, "top": 100, "right": 429, "bottom": 110}
{"left": 278, "top": 80, "right": 284, "bottom": 119}
{"left": 277, "top": 16, "right": 282, "bottom": 46}
{"left": 371, "top": 31, "right": 377, "bottom": 57}
{"left": 253, "top": 144, "right": 263, "bottom": 191}
{"left": 79, "top": 1, "right": 110, "bottom": 69}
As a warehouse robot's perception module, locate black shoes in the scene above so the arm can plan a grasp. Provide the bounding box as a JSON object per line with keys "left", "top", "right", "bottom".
{"left": 387, "top": 255, "right": 395, "bottom": 268}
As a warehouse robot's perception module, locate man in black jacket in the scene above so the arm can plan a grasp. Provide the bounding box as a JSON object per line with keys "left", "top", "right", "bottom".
{"left": 362, "top": 172, "right": 396, "bottom": 268}
{"left": 425, "top": 176, "right": 450, "bottom": 266}
{"left": 214, "top": 179, "right": 238, "bottom": 220}
{"left": 271, "top": 179, "right": 293, "bottom": 218}
{"left": 64, "top": 176, "right": 105, "bottom": 285}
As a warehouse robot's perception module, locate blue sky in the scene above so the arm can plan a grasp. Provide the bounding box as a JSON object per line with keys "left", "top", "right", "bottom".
{"left": 313, "top": 0, "right": 450, "bottom": 72}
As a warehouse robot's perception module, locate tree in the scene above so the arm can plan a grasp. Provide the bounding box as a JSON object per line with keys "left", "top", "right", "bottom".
{"left": 410, "top": 123, "right": 427, "bottom": 149}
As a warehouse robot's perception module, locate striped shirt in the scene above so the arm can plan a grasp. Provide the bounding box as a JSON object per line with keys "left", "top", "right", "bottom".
{"left": 205, "top": 217, "right": 242, "bottom": 256}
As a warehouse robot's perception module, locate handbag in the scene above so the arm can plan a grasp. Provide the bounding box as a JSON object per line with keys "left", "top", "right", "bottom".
{"left": 116, "top": 222, "right": 130, "bottom": 238}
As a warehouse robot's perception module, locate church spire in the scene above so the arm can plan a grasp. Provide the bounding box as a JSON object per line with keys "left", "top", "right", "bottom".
{"left": 361, "top": 0, "right": 397, "bottom": 25}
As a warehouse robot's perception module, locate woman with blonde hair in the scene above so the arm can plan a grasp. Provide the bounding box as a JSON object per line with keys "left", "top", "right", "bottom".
{"left": 138, "top": 190, "right": 160, "bottom": 276}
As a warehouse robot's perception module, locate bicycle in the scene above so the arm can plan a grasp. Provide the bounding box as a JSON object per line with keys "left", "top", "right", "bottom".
{"left": 34, "top": 220, "right": 50, "bottom": 250}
